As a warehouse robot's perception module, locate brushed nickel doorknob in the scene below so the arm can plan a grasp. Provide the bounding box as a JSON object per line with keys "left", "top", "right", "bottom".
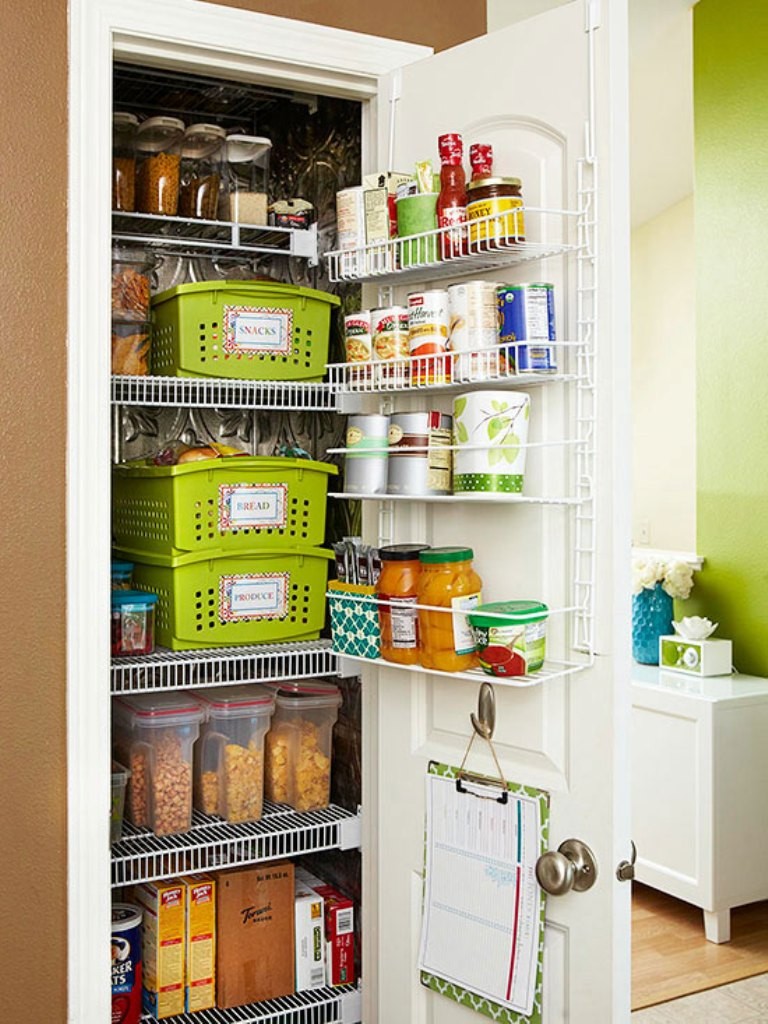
{"left": 535, "top": 838, "right": 598, "bottom": 896}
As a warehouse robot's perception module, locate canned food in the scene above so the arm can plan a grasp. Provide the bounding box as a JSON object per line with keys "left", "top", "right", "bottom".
{"left": 371, "top": 306, "right": 409, "bottom": 384}
{"left": 447, "top": 281, "right": 502, "bottom": 381}
{"left": 112, "top": 903, "right": 143, "bottom": 1024}
{"left": 407, "top": 289, "right": 450, "bottom": 385}
{"left": 387, "top": 411, "right": 452, "bottom": 496}
{"left": 344, "top": 414, "right": 390, "bottom": 494}
{"left": 344, "top": 311, "right": 373, "bottom": 365}
{"left": 497, "top": 283, "right": 557, "bottom": 372}
{"left": 467, "top": 177, "right": 525, "bottom": 247}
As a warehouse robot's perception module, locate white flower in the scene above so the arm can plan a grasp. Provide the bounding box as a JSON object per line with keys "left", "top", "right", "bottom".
{"left": 662, "top": 560, "right": 694, "bottom": 599}
{"left": 673, "top": 616, "right": 717, "bottom": 640}
{"left": 632, "top": 556, "right": 663, "bottom": 594}
{"left": 631, "top": 555, "right": 696, "bottom": 599}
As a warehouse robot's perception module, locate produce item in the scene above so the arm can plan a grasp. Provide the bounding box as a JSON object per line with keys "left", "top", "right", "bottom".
{"left": 371, "top": 306, "right": 409, "bottom": 382}
{"left": 178, "top": 875, "right": 216, "bottom": 1014}
{"left": 133, "top": 880, "right": 186, "bottom": 1019}
{"left": 111, "top": 559, "right": 133, "bottom": 590}
{"left": 111, "top": 590, "right": 157, "bottom": 656}
{"left": 296, "top": 868, "right": 355, "bottom": 987}
{"left": 219, "top": 134, "right": 271, "bottom": 224}
{"left": 111, "top": 903, "right": 143, "bottom": 1024}
{"left": 467, "top": 176, "right": 525, "bottom": 248}
{"left": 497, "top": 282, "right": 557, "bottom": 372}
{"left": 469, "top": 600, "right": 549, "bottom": 677}
{"left": 447, "top": 280, "right": 502, "bottom": 381}
{"left": 407, "top": 289, "right": 450, "bottom": 385}
{"left": 111, "top": 322, "right": 151, "bottom": 376}
{"left": 453, "top": 390, "right": 531, "bottom": 495}
{"left": 112, "top": 112, "right": 138, "bottom": 212}
{"left": 437, "top": 132, "right": 468, "bottom": 259}
{"left": 387, "top": 411, "right": 452, "bottom": 496}
{"left": 111, "top": 761, "right": 131, "bottom": 844}
{"left": 396, "top": 192, "right": 438, "bottom": 268}
{"left": 111, "top": 247, "right": 152, "bottom": 321}
{"left": 294, "top": 877, "right": 326, "bottom": 991}
{"left": 470, "top": 143, "right": 494, "bottom": 181}
{"left": 135, "top": 116, "right": 185, "bottom": 216}
{"left": 178, "top": 123, "right": 226, "bottom": 220}
{"left": 343, "top": 413, "right": 389, "bottom": 495}
{"left": 264, "top": 680, "right": 342, "bottom": 811}
{"left": 378, "top": 544, "right": 430, "bottom": 665}
{"left": 417, "top": 547, "right": 483, "bottom": 672}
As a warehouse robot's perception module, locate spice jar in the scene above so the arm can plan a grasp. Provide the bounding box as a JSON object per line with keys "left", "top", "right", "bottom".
{"left": 417, "top": 547, "right": 483, "bottom": 672}
{"left": 378, "top": 544, "right": 430, "bottom": 665}
{"left": 136, "top": 116, "right": 185, "bottom": 216}
{"left": 219, "top": 134, "right": 272, "bottom": 224}
{"left": 178, "top": 123, "right": 226, "bottom": 221}
{"left": 466, "top": 177, "right": 525, "bottom": 248}
{"left": 113, "top": 112, "right": 138, "bottom": 212}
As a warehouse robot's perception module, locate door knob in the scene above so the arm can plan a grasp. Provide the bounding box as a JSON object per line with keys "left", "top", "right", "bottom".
{"left": 615, "top": 840, "right": 637, "bottom": 882}
{"left": 535, "top": 838, "right": 598, "bottom": 896}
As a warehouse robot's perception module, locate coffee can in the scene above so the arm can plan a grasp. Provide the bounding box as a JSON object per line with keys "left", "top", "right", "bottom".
{"left": 497, "top": 282, "right": 557, "bottom": 372}
{"left": 387, "top": 411, "right": 452, "bottom": 496}
{"left": 447, "top": 280, "right": 502, "bottom": 381}
{"left": 112, "top": 903, "right": 143, "bottom": 1024}
{"left": 344, "top": 413, "right": 390, "bottom": 494}
{"left": 407, "top": 289, "right": 450, "bottom": 385}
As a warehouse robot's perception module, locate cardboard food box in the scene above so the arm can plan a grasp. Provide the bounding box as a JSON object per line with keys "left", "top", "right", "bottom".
{"left": 215, "top": 861, "right": 295, "bottom": 1008}
{"left": 132, "top": 878, "right": 186, "bottom": 1020}
{"left": 179, "top": 874, "right": 216, "bottom": 1013}
{"left": 294, "top": 877, "right": 326, "bottom": 991}
{"left": 295, "top": 868, "right": 355, "bottom": 987}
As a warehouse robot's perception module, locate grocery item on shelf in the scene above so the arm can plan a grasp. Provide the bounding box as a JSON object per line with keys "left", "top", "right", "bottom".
{"left": 371, "top": 306, "right": 409, "bottom": 380}
{"left": 111, "top": 559, "right": 133, "bottom": 590}
{"left": 294, "top": 876, "right": 326, "bottom": 991}
{"left": 112, "top": 693, "right": 203, "bottom": 836}
{"left": 111, "top": 590, "right": 158, "bottom": 657}
{"left": 215, "top": 861, "right": 295, "bottom": 1008}
{"left": 135, "top": 115, "right": 185, "bottom": 217}
{"left": 327, "top": 581, "right": 381, "bottom": 660}
{"left": 343, "top": 309, "right": 373, "bottom": 372}
{"left": 497, "top": 282, "right": 557, "bottom": 372}
{"left": 469, "top": 600, "right": 549, "bottom": 677}
{"left": 417, "top": 547, "right": 483, "bottom": 672}
{"left": 111, "top": 902, "right": 143, "bottom": 1024}
{"left": 178, "top": 875, "right": 216, "bottom": 1013}
{"left": 264, "top": 680, "right": 342, "bottom": 812}
{"left": 387, "top": 411, "right": 452, "bottom": 497}
{"left": 219, "top": 134, "right": 271, "bottom": 224}
{"left": 407, "top": 289, "right": 450, "bottom": 386}
{"left": 178, "top": 123, "right": 226, "bottom": 221}
{"left": 133, "top": 878, "right": 186, "bottom": 1019}
{"left": 343, "top": 413, "right": 390, "bottom": 494}
{"left": 269, "top": 198, "right": 313, "bottom": 228}
{"left": 295, "top": 868, "right": 355, "bottom": 988}
{"left": 112, "top": 112, "right": 139, "bottom": 213}
{"left": 112, "top": 456, "right": 338, "bottom": 555}
{"left": 332, "top": 536, "right": 380, "bottom": 586}
{"left": 467, "top": 176, "right": 526, "bottom": 247}
{"left": 112, "top": 246, "right": 153, "bottom": 322}
{"left": 111, "top": 761, "right": 131, "bottom": 844}
{"left": 452, "top": 390, "right": 531, "bottom": 495}
{"left": 378, "top": 544, "right": 430, "bottom": 666}
{"left": 437, "top": 132, "right": 468, "bottom": 259}
{"left": 469, "top": 142, "right": 494, "bottom": 181}
{"left": 150, "top": 280, "right": 339, "bottom": 382}
{"left": 111, "top": 320, "right": 151, "bottom": 376}
{"left": 396, "top": 192, "right": 438, "bottom": 267}
{"left": 447, "top": 280, "right": 502, "bottom": 380}
{"left": 194, "top": 685, "right": 275, "bottom": 824}
{"left": 363, "top": 170, "right": 415, "bottom": 238}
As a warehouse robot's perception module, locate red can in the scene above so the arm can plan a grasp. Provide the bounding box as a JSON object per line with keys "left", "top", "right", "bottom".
{"left": 112, "top": 904, "right": 143, "bottom": 1024}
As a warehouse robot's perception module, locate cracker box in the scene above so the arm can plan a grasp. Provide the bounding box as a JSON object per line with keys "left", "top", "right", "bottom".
{"left": 133, "top": 879, "right": 186, "bottom": 1020}
{"left": 215, "top": 861, "right": 295, "bottom": 1008}
{"left": 295, "top": 869, "right": 355, "bottom": 987}
{"left": 294, "top": 877, "right": 326, "bottom": 991}
{"left": 179, "top": 874, "right": 216, "bottom": 1013}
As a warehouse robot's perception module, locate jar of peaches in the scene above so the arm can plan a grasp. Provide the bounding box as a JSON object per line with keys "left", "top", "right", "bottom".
{"left": 417, "top": 547, "right": 483, "bottom": 672}
{"left": 378, "top": 544, "right": 430, "bottom": 665}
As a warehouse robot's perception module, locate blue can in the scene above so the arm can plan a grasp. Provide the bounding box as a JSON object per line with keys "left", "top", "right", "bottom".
{"left": 497, "top": 283, "right": 557, "bottom": 372}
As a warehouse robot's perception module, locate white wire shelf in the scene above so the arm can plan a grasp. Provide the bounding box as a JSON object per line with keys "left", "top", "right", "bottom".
{"left": 331, "top": 492, "right": 583, "bottom": 506}
{"left": 140, "top": 983, "right": 360, "bottom": 1024}
{"left": 336, "top": 653, "right": 585, "bottom": 688}
{"left": 112, "top": 801, "right": 362, "bottom": 887}
{"left": 113, "top": 211, "right": 318, "bottom": 263}
{"left": 110, "top": 640, "right": 338, "bottom": 695}
{"left": 111, "top": 375, "right": 338, "bottom": 410}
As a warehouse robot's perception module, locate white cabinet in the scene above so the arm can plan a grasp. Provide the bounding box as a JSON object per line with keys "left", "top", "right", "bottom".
{"left": 631, "top": 664, "right": 768, "bottom": 942}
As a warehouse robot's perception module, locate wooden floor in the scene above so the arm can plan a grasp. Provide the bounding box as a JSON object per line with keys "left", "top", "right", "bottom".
{"left": 632, "top": 884, "right": 768, "bottom": 1010}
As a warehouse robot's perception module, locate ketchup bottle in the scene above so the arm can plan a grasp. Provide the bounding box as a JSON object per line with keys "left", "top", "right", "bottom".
{"left": 437, "top": 133, "right": 467, "bottom": 260}
{"left": 470, "top": 143, "right": 493, "bottom": 181}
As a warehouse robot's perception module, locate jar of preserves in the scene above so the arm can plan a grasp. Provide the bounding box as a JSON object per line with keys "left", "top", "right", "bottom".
{"left": 378, "top": 544, "right": 430, "bottom": 665}
{"left": 113, "top": 112, "right": 138, "bottom": 212}
{"left": 417, "top": 547, "right": 483, "bottom": 672}
{"left": 135, "top": 115, "right": 185, "bottom": 216}
{"left": 466, "top": 176, "right": 525, "bottom": 248}
{"left": 178, "top": 123, "right": 226, "bottom": 221}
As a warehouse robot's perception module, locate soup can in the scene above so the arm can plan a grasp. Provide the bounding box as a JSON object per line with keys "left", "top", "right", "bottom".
{"left": 344, "top": 310, "right": 373, "bottom": 384}
{"left": 407, "top": 289, "right": 450, "bottom": 385}
{"left": 497, "top": 283, "right": 557, "bottom": 372}
{"left": 452, "top": 390, "right": 530, "bottom": 495}
{"left": 387, "top": 411, "right": 452, "bottom": 496}
{"left": 447, "top": 281, "right": 502, "bottom": 381}
{"left": 371, "top": 306, "right": 410, "bottom": 385}
{"left": 112, "top": 903, "right": 143, "bottom": 1024}
{"left": 344, "top": 413, "right": 390, "bottom": 494}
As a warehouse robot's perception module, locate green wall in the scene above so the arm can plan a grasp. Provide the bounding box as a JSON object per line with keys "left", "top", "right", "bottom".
{"left": 690, "top": 0, "right": 768, "bottom": 673}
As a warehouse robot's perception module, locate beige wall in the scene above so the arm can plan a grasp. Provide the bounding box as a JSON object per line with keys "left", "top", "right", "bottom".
{"left": 0, "top": 2, "right": 485, "bottom": 1020}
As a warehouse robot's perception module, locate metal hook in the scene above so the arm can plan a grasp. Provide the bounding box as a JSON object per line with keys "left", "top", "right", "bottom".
{"left": 470, "top": 681, "right": 496, "bottom": 740}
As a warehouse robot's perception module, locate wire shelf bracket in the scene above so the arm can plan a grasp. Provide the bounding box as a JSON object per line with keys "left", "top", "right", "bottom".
{"left": 139, "top": 982, "right": 361, "bottom": 1024}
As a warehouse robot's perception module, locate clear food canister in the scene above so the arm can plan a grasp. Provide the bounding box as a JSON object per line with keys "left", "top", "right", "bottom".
{"left": 417, "top": 547, "right": 483, "bottom": 672}
{"left": 111, "top": 245, "right": 153, "bottom": 322}
{"left": 136, "top": 115, "right": 185, "bottom": 216}
{"left": 113, "top": 112, "right": 139, "bottom": 212}
{"left": 220, "top": 134, "right": 272, "bottom": 224}
{"left": 194, "top": 685, "right": 275, "bottom": 824}
{"left": 178, "top": 123, "right": 226, "bottom": 221}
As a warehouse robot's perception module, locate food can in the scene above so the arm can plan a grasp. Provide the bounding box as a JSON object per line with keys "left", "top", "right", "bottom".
{"left": 344, "top": 310, "right": 373, "bottom": 372}
{"left": 452, "top": 390, "right": 531, "bottom": 495}
{"left": 407, "top": 289, "right": 450, "bottom": 385}
{"left": 371, "top": 306, "right": 409, "bottom": 384}
{"left": 344, "top": 414, "right": 390, "bottom": 494}
{"left": 497, "top": 283, "right": 557, "bottom": 372}
{"left": 336, "top": 186, "right": 365, "bottom": 276}
{"left": 387, "top": 411, "right": 452, "bottom": 496}
{"left": 112, "top": 903, "right": 143, "bottom": 1024}
{"left": 447, "top": 281, "right": 502, "bottom": 381}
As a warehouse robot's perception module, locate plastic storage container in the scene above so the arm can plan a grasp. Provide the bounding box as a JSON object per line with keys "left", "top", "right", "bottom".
{"left": 112, "top": 112, "right": 138, "bottom": 212}
{"left": 112, "top": 693, "right": 204, "bottom": 836}
{"left": 178, "top": 123, "right": 226, "bottom": 220}
{"left": 264, "top": 680, "right": 342, "bottom": 811}
{"left": 111, "top": 321, "right": 152, "bottom": 376}
{"left": 220, "top": 134, "right": 272, "bottom": 224}
{"left": 111, "top": 559, "right": 134, "bottom": 590}
{"left": 111, "top": 761, "right": 131, "bottom": 843}
{"left": 112, "top": 456, "right": 338, "bottom": 555}
{"left": 194, "top": 685, "right": 275, "bottom": 823}
{"left": 135, "top": 116, "right": 185, "bottom": 216}
{"left": 111, "top": 590, "right": 158, "bottom": 657}
{"left": 112, "top": 246, "right": 153, "bottom": 322}
{"left": 468, "top": 599, "right": 549, "bottom": 677}
{"left": 150, "top": 280, "right": 340, "bottom": 382}
{"left": 115, "top": 545, "right": 333, "bottom": 650}
{"left": 417, "top": 547, "right": 483, "bottom": 672}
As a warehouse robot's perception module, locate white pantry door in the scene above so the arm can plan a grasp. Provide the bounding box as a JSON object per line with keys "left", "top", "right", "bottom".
{"left": 363, "top": 3, "right": 631, "bottom": 1022}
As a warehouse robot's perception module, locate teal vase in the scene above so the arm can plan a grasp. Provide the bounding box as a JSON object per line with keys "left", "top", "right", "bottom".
{"left": 632, "top": 583, "right": 673, "bottom": 665}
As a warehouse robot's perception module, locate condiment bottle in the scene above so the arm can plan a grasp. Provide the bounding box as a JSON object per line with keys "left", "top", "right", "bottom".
{"left": 113, "top": 112, "right": 139, "bottom": 212}
{"left": 437, "top": 132, "right": 467, "bottom": 260}
{"left": 378, "top": 544, "right": 430, "bottom": 665}
{"left": 417, "top": 547, "right": 483, "bottom": 672}
{"left": 470, "top": 143, "right": 494, "bottom": 181}
{"left": 178, "top": 123, "right": 226, "bottom": 220}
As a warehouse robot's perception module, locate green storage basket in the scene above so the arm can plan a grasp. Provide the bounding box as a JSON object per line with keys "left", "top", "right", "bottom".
{"left": 151, "top": 280, "right": 340, "bottom": 381}
{"left": 112, "top": 457, "right": 338, "bottom": 556}
{"left": 114, "top": 546, "right": 334, "bottom": 651}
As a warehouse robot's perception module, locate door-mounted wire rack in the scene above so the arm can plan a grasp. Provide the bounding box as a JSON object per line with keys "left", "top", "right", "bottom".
{"left": 139, "top": 982, "right": 361, "bottom": 1024}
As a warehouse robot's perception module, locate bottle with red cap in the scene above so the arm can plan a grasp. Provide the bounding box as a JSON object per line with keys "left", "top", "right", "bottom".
{"left": 470, "top": 143, "right": 494, "bottom": 181}
{"left": 437, "top": 132, "right": 468, "bottom": 260}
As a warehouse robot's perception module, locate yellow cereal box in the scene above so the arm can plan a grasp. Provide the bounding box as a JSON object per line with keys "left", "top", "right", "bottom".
{"left": 180, "top": 874, "right": 216, "bottom": 1013}
{"left": 133, "top": 879, "right": 185, "bottom": 1020}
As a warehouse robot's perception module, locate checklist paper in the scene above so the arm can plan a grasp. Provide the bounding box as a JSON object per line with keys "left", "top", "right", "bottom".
{"left": 418, "top": 770, "right": 546, "bottom": 1018}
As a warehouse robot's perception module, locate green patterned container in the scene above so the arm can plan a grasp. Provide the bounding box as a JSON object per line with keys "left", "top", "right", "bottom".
{"left": 327, "top": 582, "right": 381, "bottom": 659}
{"left": 452, "top": 390, "right": 531, "bottom": 495}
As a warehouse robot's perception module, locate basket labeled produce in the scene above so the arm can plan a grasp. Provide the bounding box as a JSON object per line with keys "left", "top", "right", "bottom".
{"left": 114, "top": 545, "right": 333, "bottom": 650}
{"left": 113, "top": 456, "right": 338, "bottom": 556}
{"left": 151, "top": 280, "right": 340, "bottom": 381}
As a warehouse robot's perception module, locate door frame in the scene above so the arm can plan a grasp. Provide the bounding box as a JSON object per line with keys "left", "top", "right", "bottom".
{"left": 67, "top": 1, "right": 428, "bottom": 1017}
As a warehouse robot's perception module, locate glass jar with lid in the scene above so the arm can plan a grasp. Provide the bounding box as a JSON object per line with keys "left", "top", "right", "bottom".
{"left": 178, "top": 123, "right": 226, "bottom": 221}
{"left": 219, "top": 134, "right": 272, "bottom": 225}
{"left": 135, "top": 115, "right": 185, "bottom": 216}
{"left": 378, "top": 544, "right": 430, "bottom": 665}
{"left": 112, "top": 112, "right": 138, "bottom": 212}
{"left": 417, "top": 547, "right": 483, "bottom": 672}
{"left": 466, "top": 176, "right": 525, "bottom": 247}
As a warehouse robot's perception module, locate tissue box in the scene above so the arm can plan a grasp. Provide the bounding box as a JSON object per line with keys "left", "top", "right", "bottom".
{"left": 659, "top": 635, "right": 732, "bottom": 676}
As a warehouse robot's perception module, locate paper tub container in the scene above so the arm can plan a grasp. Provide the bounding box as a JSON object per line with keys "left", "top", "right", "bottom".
{"left": 452, "top": 390, "right": 531, "bottom": 495}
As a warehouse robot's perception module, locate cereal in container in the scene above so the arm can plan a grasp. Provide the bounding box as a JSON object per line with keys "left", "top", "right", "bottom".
{"left": 417, "top": 547, "right": 483, "bottom": 672}
{"left": 135, "top": 116, "right": 185, "bottom": 217}
{"left": 112, "top": 112, "right": 139, "bottom": 212}
{"left": 178, "top": 123, "right": 226, "bottom": 221}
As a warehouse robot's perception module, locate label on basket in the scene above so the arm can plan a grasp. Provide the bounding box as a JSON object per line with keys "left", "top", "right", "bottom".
{"left": 223, "top": 305, "right": 294, "bottom": 357}
{"left": 219, "top": 572, "right": 289, "bottom": 622}
{"left": 218, "top": 483, "right": 288, "bottom": 530}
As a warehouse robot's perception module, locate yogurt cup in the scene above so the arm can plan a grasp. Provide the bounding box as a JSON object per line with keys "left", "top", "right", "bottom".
{"left": 468, "top": 600, "right": 548, "bottom": 676}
